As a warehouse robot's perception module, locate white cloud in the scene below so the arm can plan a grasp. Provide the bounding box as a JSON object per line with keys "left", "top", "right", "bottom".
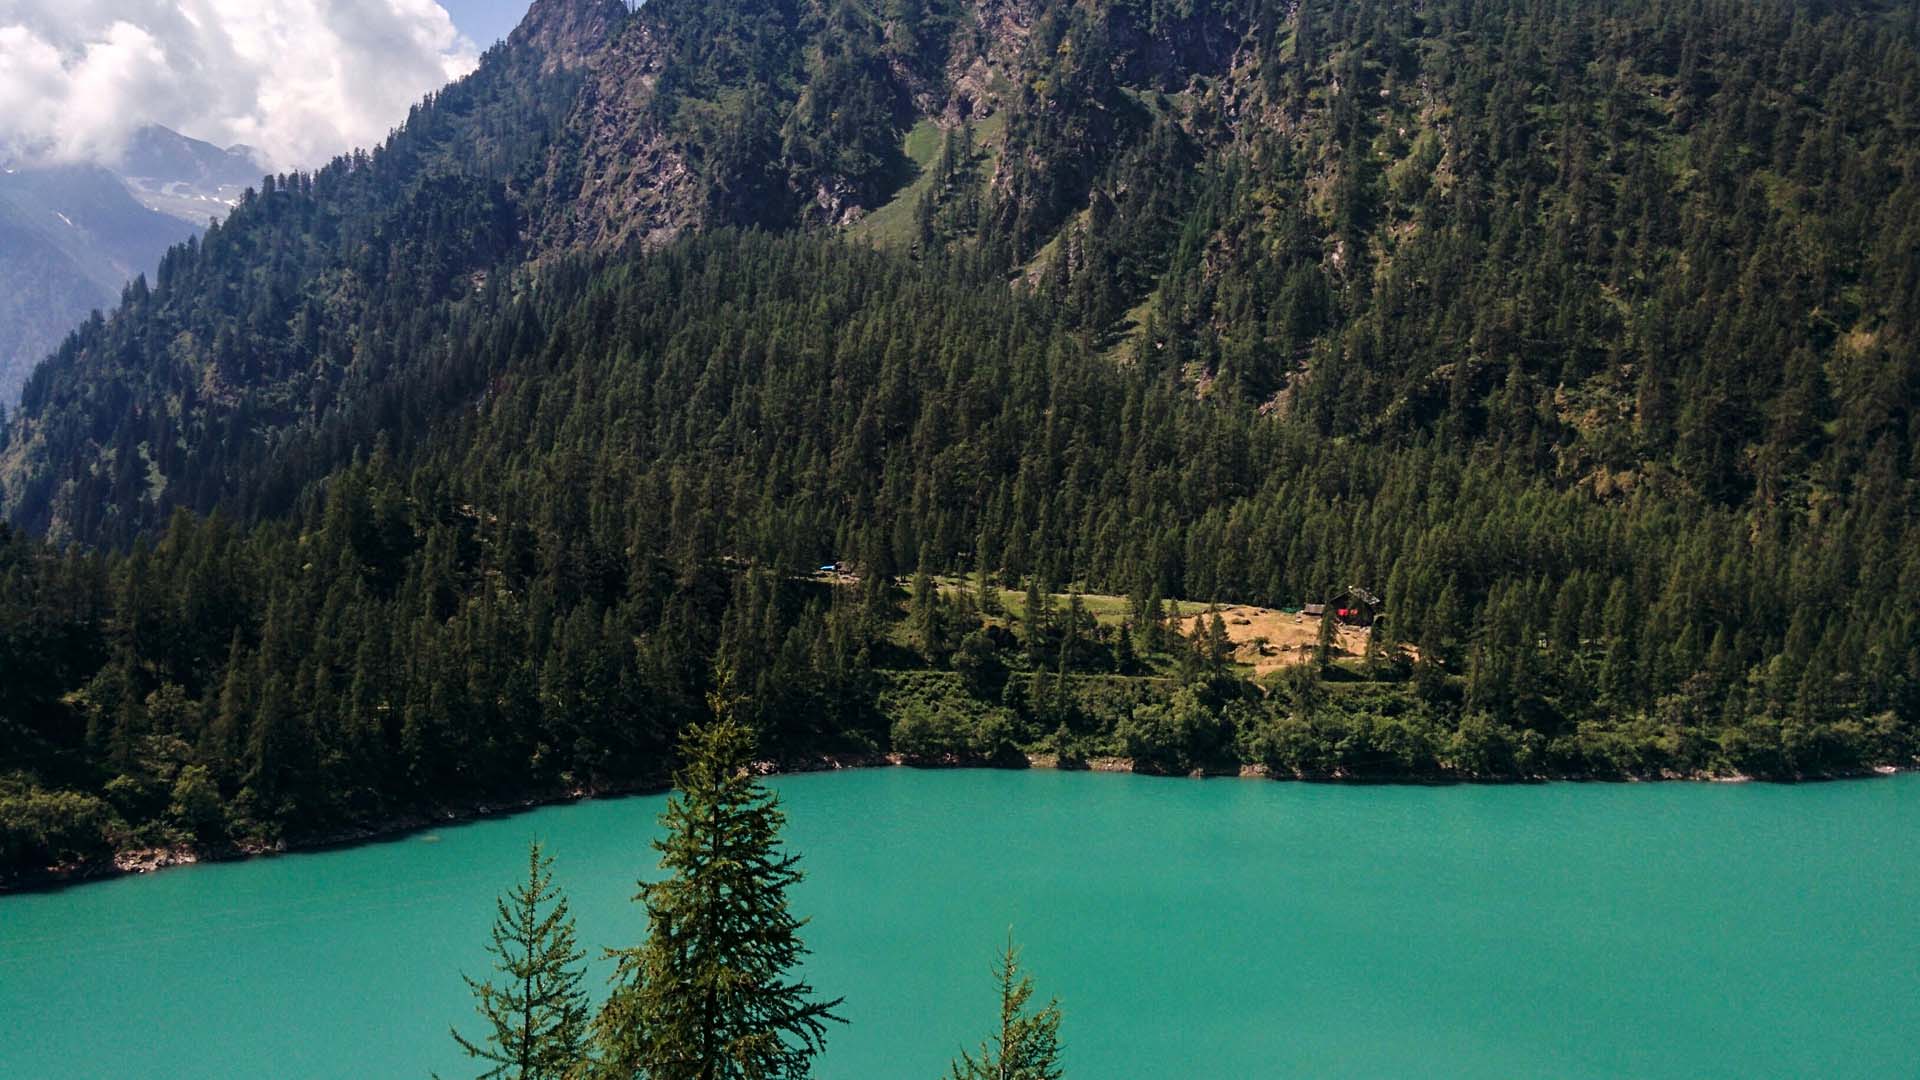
{"left": 0, "top": 0, "right": 480, "bottom": 171}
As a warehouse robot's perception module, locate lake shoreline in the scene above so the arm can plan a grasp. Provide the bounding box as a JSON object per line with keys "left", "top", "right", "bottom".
{"left": 2, "top": 778, "right": 671, "bottom": 895}
{"left": 5, "top": 756, "right": 1910, "bottom": 894}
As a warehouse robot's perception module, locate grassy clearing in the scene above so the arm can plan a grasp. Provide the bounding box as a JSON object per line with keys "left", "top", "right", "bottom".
{"left": 1168, "top": 603, "right": 1373, "bottom": 676}
{"left": 821, "top": 569, "right": 1364, "bottom": 679}
{"left": 930, "top": 576, "right": 1133, "bottom": 626}
{"left": 851, "top": 111, "right": 1010, "bottom": 251}
{"left": 1099, "top": 286, "right": 1161, "bottom": 364}
{"left": 924, "top": 577, "right": 1369, "bottom": 674}
{"left": 848, "top": 118, "right": 945, "bottom": 248}
{"left": 1016, "top": 204, "right": 1086, "bottom": 283}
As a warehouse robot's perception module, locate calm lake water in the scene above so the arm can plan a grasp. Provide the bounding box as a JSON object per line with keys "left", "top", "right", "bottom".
{"left": 2, "top": 769, "right": 1917, "bottom": 1078}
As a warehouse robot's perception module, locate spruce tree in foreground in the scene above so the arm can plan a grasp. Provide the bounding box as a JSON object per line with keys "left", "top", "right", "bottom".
{"left": 591, "top": 706, "right": 845, "bottom": 1080}
{"left": 450, "top": 841, "right": 590, "bottom": 1080}
{"left": 950, "top": 937, "right": 1063, "bottom": 1080}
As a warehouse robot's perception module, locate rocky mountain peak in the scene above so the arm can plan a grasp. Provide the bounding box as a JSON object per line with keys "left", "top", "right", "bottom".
{"left": 509, "top": 0, "right": 633, "bottom": 73}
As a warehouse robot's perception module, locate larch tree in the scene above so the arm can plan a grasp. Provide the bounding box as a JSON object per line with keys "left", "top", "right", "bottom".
{"left": 591, "top": 702, "right": 844, "bottom": 1080}
{"left": 450, "top": 841, "right": 591, "bottom": 1080}
{"left": 949, "top": 936, "right": 1064, "bottom": 1080}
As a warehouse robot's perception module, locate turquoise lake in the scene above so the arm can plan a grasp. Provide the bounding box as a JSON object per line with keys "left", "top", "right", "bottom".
{"left": 2, "top": 769, "right": 1917, "bottom": 1077}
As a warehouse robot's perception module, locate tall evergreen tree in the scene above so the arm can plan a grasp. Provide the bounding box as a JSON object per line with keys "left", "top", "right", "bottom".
{"left": 592, "top": 706, "right": 844, "bottom": 1080}
{"left": 450, "top": 841, "right": 591, "bottom": 1080}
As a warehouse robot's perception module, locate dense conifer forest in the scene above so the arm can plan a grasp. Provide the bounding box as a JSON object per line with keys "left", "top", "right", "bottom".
{"left": 3, "top": 0, "right": 1919, "bottom": 877}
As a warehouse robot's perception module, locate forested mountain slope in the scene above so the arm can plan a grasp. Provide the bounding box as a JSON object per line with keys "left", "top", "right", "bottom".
{"left": 0, "top": 0, "right": 624, "bottom": 541}
{"left": 2, "top": 0, "right": 1918, "bottom": 874}
{"left": 10, "top": 0, "right": 1916, "bottom": 543}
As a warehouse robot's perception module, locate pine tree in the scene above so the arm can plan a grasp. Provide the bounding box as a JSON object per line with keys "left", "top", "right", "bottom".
{"left": 949, "top": 936, "right": 1063, "bottom": 1080}
{"left": 1199, "top": 606, "right": 1231, "bottom": 674}
{"left": 1316, "top": 606, "right": 1338, "bottom": 674}
{"left": 1138, "top": 588, "right": 1165, "bottom": 654}
{"left": 1060, "top": 592, "right": 1089, "bottom": 672}
{"left": 974, "top": 552, "right": 1002, "bottom": 618}
{"left": 450, "top": 841, "right": 590, "bottom": 1080}
{"left": 909, "top": 563, "right": 948, "bottom": 662}
{"left": 592, "top": 708, "right": 844, "bottom": 1080}
{"left": 1022, "top": 576, "right": 1048, "bottom": 639}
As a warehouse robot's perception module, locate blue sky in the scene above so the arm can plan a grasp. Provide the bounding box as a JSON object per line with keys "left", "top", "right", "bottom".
{"left": 443, "top": 0, "right": 537, "bottom": 49}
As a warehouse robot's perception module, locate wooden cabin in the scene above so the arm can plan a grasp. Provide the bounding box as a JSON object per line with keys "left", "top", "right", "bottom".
{"left": 1328, "top": 586, "right": 1382, "bottom": 627}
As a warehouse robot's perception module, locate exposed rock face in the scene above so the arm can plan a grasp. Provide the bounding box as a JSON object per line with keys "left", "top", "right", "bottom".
{"left": 523, "top": 0, "right": 1250, "bottom": 258}
{"left": 944, "top": 0, "right": 1042, "bottom": 120}
{"left": 509, "top": 0, "right": 633, "bottom": 74}
{"left": 531, "top": 17, "right": 705, "bottom": 254}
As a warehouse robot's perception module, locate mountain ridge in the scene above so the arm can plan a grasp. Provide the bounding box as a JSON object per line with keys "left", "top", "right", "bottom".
{"left": 0, "top": 124, "right": 276, "bottom": 407}
{"left": 7, "top": 0, "right": 1918, "bottom": 541}
{"left": 0, "top": 161, "right": 201, "bottom": 407}
{"left": 117, "top": 125, "right": 268, "bottom": 224}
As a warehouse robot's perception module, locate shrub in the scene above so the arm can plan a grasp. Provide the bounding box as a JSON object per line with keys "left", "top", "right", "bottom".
{"left": 0, "top": 788, "right": 121, "bottom": 870}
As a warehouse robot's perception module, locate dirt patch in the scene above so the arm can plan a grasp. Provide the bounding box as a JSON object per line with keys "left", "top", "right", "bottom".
{"left": 1171, "top": 604, "right": 1372, "bottom": 676}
